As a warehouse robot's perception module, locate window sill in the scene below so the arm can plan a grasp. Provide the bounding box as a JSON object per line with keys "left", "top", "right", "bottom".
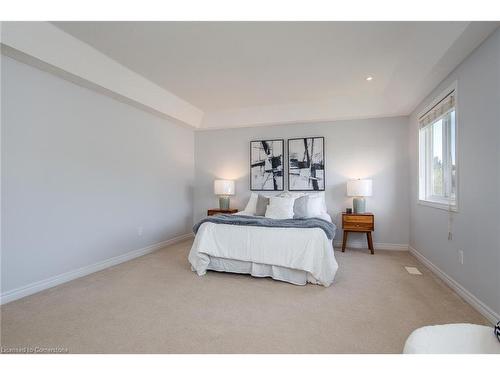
{"left": 418, "top": 199, "right": 458, "bottom": 212}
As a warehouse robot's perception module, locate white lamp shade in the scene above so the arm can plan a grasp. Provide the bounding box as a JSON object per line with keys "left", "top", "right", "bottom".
{"left": 214, "top": 179, "right": 235, "bottom": 196}
{"left": 347, "top": 179, "right": 372, "bottom": 197}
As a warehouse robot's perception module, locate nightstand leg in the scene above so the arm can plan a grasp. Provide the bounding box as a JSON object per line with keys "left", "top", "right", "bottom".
{"left": 342, "top": 231, "right": 348, "bottom": 252}
{"left": 367, "top": 232, "right": 374, "bottom": 254}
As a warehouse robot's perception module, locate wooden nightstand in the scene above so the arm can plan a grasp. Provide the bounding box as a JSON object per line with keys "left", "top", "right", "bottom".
{"left": 341, "top": 212, "right": 375, "bottom": 254}
{"left": 207, "top": 208, "right": 238, "bottom": 216}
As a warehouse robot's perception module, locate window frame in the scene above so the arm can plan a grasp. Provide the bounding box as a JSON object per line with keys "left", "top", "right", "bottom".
{"left": 418, "top": 82, "right": 459, "bottom": 212}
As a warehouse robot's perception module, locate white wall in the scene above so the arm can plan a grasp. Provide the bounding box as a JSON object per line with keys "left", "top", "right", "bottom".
{"left": 1, "top": 56, "right": 195, "bottom": 294}
{"left": 409, "top": 28, "right": 500, "bottom": 320}
{"left": 194, "top": 117, "right": 410, "bottom": 247}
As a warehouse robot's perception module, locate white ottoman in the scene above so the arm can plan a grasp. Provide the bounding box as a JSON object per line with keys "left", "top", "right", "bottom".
{"left": 403, "top": 323, "right": 500, "bottom": 354}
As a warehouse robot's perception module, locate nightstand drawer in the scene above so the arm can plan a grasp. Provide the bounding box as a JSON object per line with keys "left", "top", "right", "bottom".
{"left": 343, "top": 222, "right": 373, "bottom": 231}
{"left": 343, "top": 215, "right": 373, "bottom": 224}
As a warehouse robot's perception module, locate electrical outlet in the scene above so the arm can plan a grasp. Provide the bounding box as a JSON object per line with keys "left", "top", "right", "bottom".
{"left": 458, "top": 250, "right": 464, "bottom": 265}
{"left": 137, "top": 226, "right": 143, "bottom": 236}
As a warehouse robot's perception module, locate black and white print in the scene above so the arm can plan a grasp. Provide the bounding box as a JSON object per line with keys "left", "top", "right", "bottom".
{"left": 288, "top": 137, "right": 325, "bottom": 191}
{"left": 250, "top": 139, "right": 284, "bottom": 191}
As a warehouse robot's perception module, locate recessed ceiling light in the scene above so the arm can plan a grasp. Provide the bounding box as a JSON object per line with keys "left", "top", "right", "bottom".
{"left": 366, "top": 76, "right": 374, "bottom": 81}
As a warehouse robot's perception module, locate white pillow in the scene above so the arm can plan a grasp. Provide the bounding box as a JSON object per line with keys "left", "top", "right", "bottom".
{"left": 266, "top": 196, "right": 295, "bottom": 219}
{"left": 269, "top": 196, "right": 295, "bottom": 209}
{"left": 306, "top": 194, "right": 324, "bottom": 217}
{"left": 265, "top": 204, "right": 294, "bottom": 219}
{"left": 277, "top": 191, "right": 305, "bottom": 199}
{"left": 243, "top": 192, "right": 258, "bottom": 215}
{"left": 305, "top": 192, "right": 327, "bottom": 213}
{"left": 277, "top": 191, "right": 326, "bottom": 211}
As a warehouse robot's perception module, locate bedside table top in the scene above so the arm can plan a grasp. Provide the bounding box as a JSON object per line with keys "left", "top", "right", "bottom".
{"left": 207, "top": 208, "right": 238, "bottom": 216}
{"left": 342, "top": 212, "right": 373, "bottom": 216}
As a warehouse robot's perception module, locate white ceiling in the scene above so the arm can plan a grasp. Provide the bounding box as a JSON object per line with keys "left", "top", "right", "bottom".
{"left": 53, "top": 21, "right": 498, "bottom": 128}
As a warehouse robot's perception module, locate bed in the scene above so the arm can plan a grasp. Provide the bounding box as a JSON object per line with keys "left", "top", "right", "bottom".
{"left": 188, "top": 192, "right": 338, "bottom": 286}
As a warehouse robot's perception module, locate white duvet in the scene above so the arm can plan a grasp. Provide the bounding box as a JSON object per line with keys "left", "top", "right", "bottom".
{"left": 188, "top": 213, "right": 338, "bottom": 286}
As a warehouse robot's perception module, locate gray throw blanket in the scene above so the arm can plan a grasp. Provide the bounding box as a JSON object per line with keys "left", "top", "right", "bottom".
{"left": 193, "top": 214, "right": 336, "bottom": 240}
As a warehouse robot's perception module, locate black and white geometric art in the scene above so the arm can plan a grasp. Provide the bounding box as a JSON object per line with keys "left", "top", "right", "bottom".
{"left": 288, "top": 137, "right": 325, "bottom": 191}
{"left": 250, "top": 139, "right": 284, "bottom": 191}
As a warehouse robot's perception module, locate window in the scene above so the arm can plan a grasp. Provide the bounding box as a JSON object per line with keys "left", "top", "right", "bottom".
{"left": 418, "top": 87, "right": 457, "bottom": 210}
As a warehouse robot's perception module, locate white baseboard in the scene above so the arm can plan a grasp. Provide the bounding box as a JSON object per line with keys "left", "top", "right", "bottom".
{"left": 409, "top": 246, "right": 500, "bottom": 324}
{"left": 334, "top": 241, "right": 408, "bottom": 251}
{"left": 0, "top": 233, "right": 194, "bottom": 305}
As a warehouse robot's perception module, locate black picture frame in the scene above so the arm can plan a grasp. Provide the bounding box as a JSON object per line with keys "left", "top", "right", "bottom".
{"left": 287, "top": 137, "right": 325, "bottom": 191}
{"left": 250, "top": 139, "right": 285, "bottom": 191}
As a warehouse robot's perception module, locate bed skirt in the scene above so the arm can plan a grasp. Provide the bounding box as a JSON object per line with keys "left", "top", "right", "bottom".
{"left": 202, "top": 256, "right": 319, "bottom": 285}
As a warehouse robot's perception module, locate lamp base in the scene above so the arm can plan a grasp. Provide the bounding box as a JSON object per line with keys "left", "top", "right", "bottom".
{"left": 353, "top": 197, "right": 366, "bottom": 214}
{"left": 219, "top": 196, "right": 230, "bottom": 210}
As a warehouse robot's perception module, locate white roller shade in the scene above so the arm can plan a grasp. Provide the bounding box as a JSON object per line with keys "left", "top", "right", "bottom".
{"left": 419, "top": 90, "right": 455, "bottom": 129}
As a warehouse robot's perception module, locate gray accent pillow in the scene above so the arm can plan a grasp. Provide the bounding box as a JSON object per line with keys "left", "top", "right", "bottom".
{"left": 255, "top": 195, "right": 270, "bottom": 216}
{"left": 293, "top": 195, "right": 309, "bottom": 219}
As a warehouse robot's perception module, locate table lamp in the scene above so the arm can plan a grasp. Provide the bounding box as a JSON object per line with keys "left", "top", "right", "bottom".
{"left": 347, "top": 179, "right": 372, "bottom": 213}
{"left": 214, "top": 179, "right": 235, "bottom": 210}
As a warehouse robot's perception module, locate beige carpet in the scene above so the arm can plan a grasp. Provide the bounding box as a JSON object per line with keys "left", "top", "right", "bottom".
{"left": 0, "top": 239, "right": 488, "bottom": 353}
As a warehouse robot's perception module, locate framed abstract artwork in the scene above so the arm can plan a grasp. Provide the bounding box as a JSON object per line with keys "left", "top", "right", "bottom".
{"left": 287, "top": 137, "right": 325, "bottom": 191}
{"left": 250, "top": 139, "right": 284, "bottom": 191}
